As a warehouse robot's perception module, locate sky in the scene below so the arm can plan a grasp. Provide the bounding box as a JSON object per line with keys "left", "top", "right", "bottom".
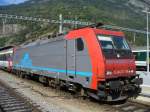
{"left": 0, "top": 0, "right": 28, "bottom": 5}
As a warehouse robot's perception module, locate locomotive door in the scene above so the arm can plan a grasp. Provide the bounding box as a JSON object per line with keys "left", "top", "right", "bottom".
{"left": 67, "top": 40, "right": 76, "bottom": 78}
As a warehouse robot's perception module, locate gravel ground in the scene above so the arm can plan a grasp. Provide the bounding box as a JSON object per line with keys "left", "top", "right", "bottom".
{"left": 0, "top": 70, "right": 118, "bottom": 112}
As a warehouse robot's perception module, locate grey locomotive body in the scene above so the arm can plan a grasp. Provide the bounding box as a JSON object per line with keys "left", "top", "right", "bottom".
{"left": 13, "top": 36, "right": 92, "bottom": 89}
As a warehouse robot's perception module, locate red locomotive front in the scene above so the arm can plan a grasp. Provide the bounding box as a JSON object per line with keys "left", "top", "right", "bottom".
{"left": 96, "top": 29, "right": 135, "bottom": 78}
{"left": 95, "top": 29, "right": 142, "bottom": 101}
{"left": 66, "top": 27, "right": 142, "bottom": 101}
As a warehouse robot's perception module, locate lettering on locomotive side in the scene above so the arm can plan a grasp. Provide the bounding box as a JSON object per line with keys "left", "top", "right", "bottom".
{"left": 113, "top": 70, "right": 131, "bottom": 74}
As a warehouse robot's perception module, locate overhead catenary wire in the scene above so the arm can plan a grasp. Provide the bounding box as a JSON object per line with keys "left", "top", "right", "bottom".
{"left": 0, "top": 13, "right": 149, "bottom": 34}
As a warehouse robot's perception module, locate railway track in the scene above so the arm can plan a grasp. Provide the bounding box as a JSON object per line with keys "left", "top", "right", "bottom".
{"left": 49, "top": 88, "right": 150, "bottom": 112}
{"left": 30, "top": 85, "right": 150, "bottom": 112}
{"left": 112, "top": 100, "right": 150, "bottom": 112}
{"left": 0, "top": 82, "right": 41, "bottom": 112}
{"left": 0, "top": 70, "right": 150, "bottom": 112}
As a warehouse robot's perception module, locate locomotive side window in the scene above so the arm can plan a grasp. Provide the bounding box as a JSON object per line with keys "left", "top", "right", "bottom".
{"left": 0, "top": 53, "right": 11, "bottom": 61}
{"left": 76, "top": 38, "right": 84, "bottom": 51}
{"left": 133, "top": 52, "right": 147, "bottom": 61}
{"left": 0, "top": 55, "right": 2, "bottom": 60}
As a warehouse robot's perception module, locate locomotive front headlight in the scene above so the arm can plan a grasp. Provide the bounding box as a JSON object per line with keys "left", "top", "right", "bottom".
{"left": 128, "top": 69, "right": 134, "bottom": 73}
{"left": 106, "top": 71, "right": 112, "bottom": 75}
{"left": 130, "top": 70, "right": 134, "bottom": 73}
{"left": 128, "top": 70, "right": 131, "bottom": 73}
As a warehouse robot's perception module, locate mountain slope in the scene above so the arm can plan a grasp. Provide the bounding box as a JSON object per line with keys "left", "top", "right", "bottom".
{"left": 0, "top": 0, "right": 149, "bottom": 47}
{"left": 0, "top": 0, "right": 148, "bottom": 28}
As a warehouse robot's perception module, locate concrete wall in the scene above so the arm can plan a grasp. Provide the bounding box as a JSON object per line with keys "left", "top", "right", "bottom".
{"left": 0, "top": 24, "right": 25, "bottom": 37}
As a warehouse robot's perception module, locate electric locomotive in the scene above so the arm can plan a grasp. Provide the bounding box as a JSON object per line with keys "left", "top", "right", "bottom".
{"left": 0, "top": 26, "right": 142, "bottom": 101}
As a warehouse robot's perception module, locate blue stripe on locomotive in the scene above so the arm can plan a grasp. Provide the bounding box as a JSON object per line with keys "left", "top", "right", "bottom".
{"left": 14, "top": 52, "right": 92, "bottom": 77}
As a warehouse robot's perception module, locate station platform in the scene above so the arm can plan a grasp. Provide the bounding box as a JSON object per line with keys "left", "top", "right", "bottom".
{"left": 141, "top": 86, "right": 150, "bottom": 95}
{"left": 137, "top": 71, "right": 150, "bottom": 87}
{"left": 134, "top": 86, "right": 150, "bottom": 105}
{"left": 134, "top": 71, "right": 150, "bottom": 105}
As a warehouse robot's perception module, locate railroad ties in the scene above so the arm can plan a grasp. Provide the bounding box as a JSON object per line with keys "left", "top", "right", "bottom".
{"left": 0, "top": 85, "right": 34, "bottom": 112}
{"left": 113, "top": 101, "right": 150, "bottom": 112}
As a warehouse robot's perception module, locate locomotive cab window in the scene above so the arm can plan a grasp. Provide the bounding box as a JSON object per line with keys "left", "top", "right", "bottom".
{"left": 76, "top": 38, "right": 84, "bottom": 51}
{"left": 97, "top": 35, "right": 132, "bottom": 59}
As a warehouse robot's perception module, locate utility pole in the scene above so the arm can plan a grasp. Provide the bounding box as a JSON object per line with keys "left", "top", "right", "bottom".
{"left": 59, "top": 14, "right": 63, "bottom": 34}
{"left": 143, "top": 8, "right": 150, "bottom": 75}
{"left": 133, "top": 33, "right": 136, "bottom": 43}
{"left": 2, "top": 18, "right": 6, "bottom": 35}
{"left": 74, "top": 16, "right": 78, "bottom": 29}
